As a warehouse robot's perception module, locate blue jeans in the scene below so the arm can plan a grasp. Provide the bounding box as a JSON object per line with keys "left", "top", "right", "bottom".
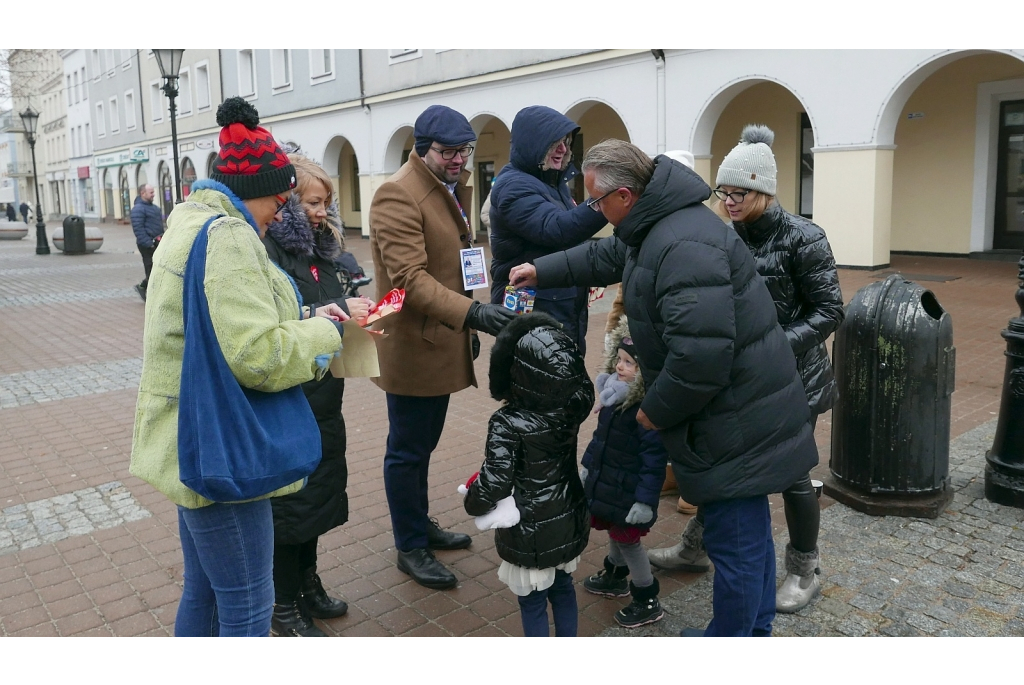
{"left": 383, "top": 393, "right": 450, "bottom": 551}
{"left": 516, "top": 569, "right": 578, "bottom": 637}
{"left": 175, "top": 499, "right": 275, "bottom": 637}
{"left": 701, "top": 495, "right": 775, "bottom": 637}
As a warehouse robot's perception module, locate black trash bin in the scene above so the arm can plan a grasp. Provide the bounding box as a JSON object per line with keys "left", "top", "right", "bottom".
{"left": 824, "top": 273, "right": 956, "bottom": 518}
{"left": 62, "top": 215, "right": 86, "bottom": 255}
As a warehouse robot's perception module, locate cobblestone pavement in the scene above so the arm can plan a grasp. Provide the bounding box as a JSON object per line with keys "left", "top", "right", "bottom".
{"left": 0, "top": 221, "right": 1021, "bottom": 636}
{"left": 599, "top": 420, "right": 1024, "bottom": 637}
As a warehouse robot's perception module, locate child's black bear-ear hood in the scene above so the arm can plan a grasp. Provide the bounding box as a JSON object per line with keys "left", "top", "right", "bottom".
{"left": 489, "top": 311, "right": 563, "bottom": 402}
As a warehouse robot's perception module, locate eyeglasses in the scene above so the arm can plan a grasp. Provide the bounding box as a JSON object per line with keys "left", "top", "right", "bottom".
{"left": 713, "top": 187, "right": 751, "bottom": 203}
{"left": 430, "top": 145, "right": 475, "bottom": 161}
{"left": 274, "top": 194, "right": 289, "bottom": 212}
{"left": 585, "top": 188, "right": 619, "bottom": 212}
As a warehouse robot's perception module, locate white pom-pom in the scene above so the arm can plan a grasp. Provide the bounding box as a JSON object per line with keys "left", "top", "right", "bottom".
{"left": 740, "top": 124, "right": 774, "bottom": 148}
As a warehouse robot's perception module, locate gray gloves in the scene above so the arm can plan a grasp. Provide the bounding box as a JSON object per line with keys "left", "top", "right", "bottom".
{"left": 625, "top": 502, "right": 653, "bottom": 525}
{"left": 466, "top": 300, "right": 516, "bottom": 337}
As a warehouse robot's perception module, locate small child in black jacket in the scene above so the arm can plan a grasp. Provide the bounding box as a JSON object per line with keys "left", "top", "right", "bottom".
{"left": 463, "top": 312, "right": 594, "bottom": 637}
{"left": 581, "top": 317, "right": 669, "bottom": 628}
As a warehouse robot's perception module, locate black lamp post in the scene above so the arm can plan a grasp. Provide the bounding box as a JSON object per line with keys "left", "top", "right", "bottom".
{"left": 153, "top": 49, "right": 186, "bottom": 204}
{"left": 985, "top": 251, "right": 1024, "bottom": 508}
{"left": 19, "top": 105, "right": 49, "bottom": 255}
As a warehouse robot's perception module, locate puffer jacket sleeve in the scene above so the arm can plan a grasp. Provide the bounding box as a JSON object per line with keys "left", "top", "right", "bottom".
{"left": 783, "top": 229, "right": 845, "bottom": 356}
{"left": 493, "top": 181, "right": 608, "bottom": 249}
{"left": 204, "top": 218, "right": 342, "bottom": 392}
{"left": 534, "top": 235, "right": 627, "bottom": 289}
{"left": 370, "top": 182, "right": 474, "bottom": 332}
{"left": 633, "top": 426, "right": 669, "bottom": 507}
{"left": 465, "top": 412, "right": 518, "bottom": 516}
{"left": 130, "top": 203, "right": 149, "bottom": 246}
{"left": 640, "top": 239, "right": 735, "bottom": 430}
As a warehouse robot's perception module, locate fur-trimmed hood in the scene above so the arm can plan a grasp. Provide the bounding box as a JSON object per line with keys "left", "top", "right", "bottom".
{"left": 489, "top": 311, "right": 591, "bottom": 412}
{"left": 265, "top": 194, "right": 343, "bottom": 262}
{"left": 601, "top": 318, "right": 646, "bottom": 410}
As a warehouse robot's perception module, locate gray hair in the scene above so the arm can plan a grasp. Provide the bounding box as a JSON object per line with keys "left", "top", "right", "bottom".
{"left": 580, "top": 139, "right": 655, "bottom": 196}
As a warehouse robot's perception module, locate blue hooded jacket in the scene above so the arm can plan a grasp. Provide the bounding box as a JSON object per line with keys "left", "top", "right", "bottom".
{"left": 488, "top": 106, "right": 608, "bottom": 354}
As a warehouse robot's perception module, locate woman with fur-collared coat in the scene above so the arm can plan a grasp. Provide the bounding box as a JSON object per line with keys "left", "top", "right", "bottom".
{"left": 261, "top": 154, "right": 374, "bottom": 637}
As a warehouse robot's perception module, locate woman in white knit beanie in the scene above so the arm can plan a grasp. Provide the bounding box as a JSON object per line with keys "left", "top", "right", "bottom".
{"left": 648, "top": 125, "right": 846, "bottom": 615}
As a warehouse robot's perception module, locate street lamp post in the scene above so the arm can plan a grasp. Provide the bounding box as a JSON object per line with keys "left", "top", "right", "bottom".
{"left": 19, "top": 106, "right": 49, "bottom": 255}
{"left": 985, "top": 251, "right": 1024, "bottom": 508}
{"left": 153, "top": 50, "right": 186, "bottom": 204}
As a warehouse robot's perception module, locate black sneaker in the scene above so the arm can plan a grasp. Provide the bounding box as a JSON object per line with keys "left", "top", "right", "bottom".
{"left": 615, "top": 595, "right": 665, "bottom": 628}
{"left": 134, "top": 283, "right": 147, "bottom": 302}
{"left": 583, "top": 568, "right": 630, "bottom": 597}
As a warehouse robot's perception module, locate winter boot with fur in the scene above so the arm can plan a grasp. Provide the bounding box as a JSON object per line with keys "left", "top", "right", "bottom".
{"left": 583, "top": 556, "right": 631, "bottom": 597}
{"left": 271, "top": 600, "right": 327, "bottom": 637}
{"left": 615, "top": 578, "right": 664, "bottom": 628}
{"left": 775, "top": 544, "right": 821, "bottom": 613}
{"left": 647, "top": 516, "right": 710, "bottom": 572}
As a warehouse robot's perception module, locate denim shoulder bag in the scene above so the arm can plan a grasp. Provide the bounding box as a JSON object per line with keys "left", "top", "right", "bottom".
{"left": 177, "top": 215, "right": 322, "bottom": 502}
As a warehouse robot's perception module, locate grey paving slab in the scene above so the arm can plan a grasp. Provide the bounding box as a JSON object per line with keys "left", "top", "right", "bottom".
{"left": 0, "top": 357, "right": 142, "bottom": 409}
{"left": 0, "top": 288, "right": 138, "bottom": 308}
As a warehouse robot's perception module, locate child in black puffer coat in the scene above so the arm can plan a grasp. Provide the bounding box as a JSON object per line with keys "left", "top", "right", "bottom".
{"left": 463, "top": 312, "right": 594, "bottom": 637}
{"left": 581, "top": 317, "right": 668, "bottom": 628}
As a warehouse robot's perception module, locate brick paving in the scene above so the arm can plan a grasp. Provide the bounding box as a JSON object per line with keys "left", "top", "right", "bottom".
{"left": 0, "top": 221, "right": 1021, "bottom": 636}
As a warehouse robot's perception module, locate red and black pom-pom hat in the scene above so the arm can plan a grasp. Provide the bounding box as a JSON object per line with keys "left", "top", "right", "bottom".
{"left": 210, "top": 97, "right": 296, "bottom": 200}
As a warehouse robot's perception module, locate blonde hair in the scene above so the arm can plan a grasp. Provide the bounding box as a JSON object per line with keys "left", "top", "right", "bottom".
{"left": 713, "top": 190, "right": 774, "bottom": 224}
{"left": 288, "top": 153, "right": 343, "bottom": 248}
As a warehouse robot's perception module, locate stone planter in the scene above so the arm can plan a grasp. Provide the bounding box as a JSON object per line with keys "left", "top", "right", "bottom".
{"left": 52, "top": 224, "right": 104, "bottom": 253}
{"left": 0, "top": 220, "right": 29, "bottom": 240}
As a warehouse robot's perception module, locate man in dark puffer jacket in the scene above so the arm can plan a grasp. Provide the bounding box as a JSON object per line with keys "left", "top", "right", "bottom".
{"left": 509, "top": 139, "right": 819, "bottom": 637}
{"left": 488, "top": 106, "right": 608, "bottom": 354}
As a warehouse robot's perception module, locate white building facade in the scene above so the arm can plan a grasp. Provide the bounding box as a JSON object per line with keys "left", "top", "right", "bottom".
{"left": 62, "top": 49, "right": 99, "bottom": 219}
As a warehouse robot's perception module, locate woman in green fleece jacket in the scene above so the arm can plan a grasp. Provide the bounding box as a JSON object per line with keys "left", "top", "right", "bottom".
{"left": 130, "top": 99, "right": 346, "bottom": 637}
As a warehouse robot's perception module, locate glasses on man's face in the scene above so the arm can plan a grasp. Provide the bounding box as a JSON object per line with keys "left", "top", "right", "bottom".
{"left": 274, "top": 194, "right": 289, "bottom": 212}
{"left": 713, "top": 187, "right": 751, "bottom": 203}
{"left": 431, "top": 145, "right": 475, "bottom": 161}
{"left": 585, "top": 188, "right": 618, "bottom": 212}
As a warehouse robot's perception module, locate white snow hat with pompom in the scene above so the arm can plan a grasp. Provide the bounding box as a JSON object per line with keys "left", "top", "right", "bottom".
{"left": 715, "top": 124, "right": 777, "bottom": 196}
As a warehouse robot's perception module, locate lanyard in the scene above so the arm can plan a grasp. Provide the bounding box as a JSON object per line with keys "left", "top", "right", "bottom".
{"left": 447, "top": 185, "right": 473, "bottom": 246}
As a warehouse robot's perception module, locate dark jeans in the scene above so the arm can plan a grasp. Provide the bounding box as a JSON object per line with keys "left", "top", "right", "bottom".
{"left": 175, "top": 500, "right": 275, "bottom": 637}
{"left": 383, "top": 393, "right": 450, "bottom": 552}
{"left": 138, "top": 243, "right": 156, "bottom": 288}
{"left": 702, "top": 495, "right": 775, "bottom": 637}
{"left": 273, "top": 537, "right": 318, "bottom": 604}
{"left": 516, "top": 569, "right": 578, "bottom": 637}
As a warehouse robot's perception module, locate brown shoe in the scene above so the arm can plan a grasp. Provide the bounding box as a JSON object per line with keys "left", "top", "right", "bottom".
{"left": 677, "top": 497, "right": 697, "bottom": 515}
{"left": 661, "top": 464, "right": 678, "bottom": 495}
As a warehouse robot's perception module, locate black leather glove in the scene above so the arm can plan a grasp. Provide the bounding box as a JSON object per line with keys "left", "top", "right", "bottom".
{"left": 472, "top": 332, "right": 480, "bottom": 360}
{"left": 465, "top": 300, "right": 516, "bottom": 337}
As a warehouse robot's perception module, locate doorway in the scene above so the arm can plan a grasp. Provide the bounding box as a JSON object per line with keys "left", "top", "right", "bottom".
{"left": 994, "top": 99, "right": 1024, "bottom": 250}
{"left": 477, "top": 160, "right": 495, "bottom": 231}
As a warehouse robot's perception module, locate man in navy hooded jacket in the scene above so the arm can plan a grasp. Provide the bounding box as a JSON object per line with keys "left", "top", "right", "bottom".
{"left": 488, "top": 106, "right": 608, "bottom": 354}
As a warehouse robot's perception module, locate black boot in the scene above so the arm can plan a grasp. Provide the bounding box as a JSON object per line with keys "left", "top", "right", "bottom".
{"left": 271, "top": 600, "right": 327, "bottom": 637}
{"left": 396, "top": 548, "right": 458, "bottom": 589}
{"left": 298, "top": 567, "right": 348, "bottom": 619}
{"left": 583, "top": 556, "right": 631, "bottom": 597}
{"left": 426, "top": 518, "right": 471, "bottom": 550}
{"left": 615, "top": 578, "right": 664, "bottom": 628}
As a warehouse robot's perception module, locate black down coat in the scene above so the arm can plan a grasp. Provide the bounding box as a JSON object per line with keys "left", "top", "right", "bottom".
{"left": 262, "top": 196, "right": 350, "bottom": 544}
{"left": 534, "top": 156, "right": 819, "bottom": 505}
{"left": 464, "top": 312, "right": 594, "bottom": 569}
{"left": 488, "top": 106, "right": 608, "bottom": 354}
{"left": 733, "top": 202, "right": 844, "bottom": 415}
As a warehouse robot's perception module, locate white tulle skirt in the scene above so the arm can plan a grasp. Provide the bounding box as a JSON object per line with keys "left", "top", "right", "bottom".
{"left": 497, "top": 556, "right": 580, "bottom": 597}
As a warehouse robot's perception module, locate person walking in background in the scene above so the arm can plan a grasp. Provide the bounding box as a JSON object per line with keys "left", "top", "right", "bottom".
{"left": 262, "top": 153, "right": 374, "bottom": 637}
{"left": 509, "top": 139, "right": 819, "bottom": 636}
{"left": 488, "top": 105, "right": 607, "bottom": 354}
{"left": 19, "top": 201, "right": 29, "bottom": 224}
{"left": 580, "top": 317, "right": 668, "bottom": 628}
{"left": 130, "top": 98, "right": 348, "bottom": 637}
{"left": 463, "top": 312, "right": 593, "bottom": 637}
{"left": 5, "top": 203, "right": 16, "bottom": 222}
{"left": 648, "top": 125, "right": 844, "bottom": 613}
{"left": 130, "top": 184, "right": 164, "bottom": 301}
{"left": 369, "top": 104, "right": 516, "bottom": 590}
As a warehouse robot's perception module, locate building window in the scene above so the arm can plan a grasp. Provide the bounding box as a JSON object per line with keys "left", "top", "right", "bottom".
{"left": 109, "top": 96, "right": 119, "bottom": 134}
{"left": 388, "top": 49, "right": 421, "bottom": 64}
{"left": 81, "top": 68, "right": 88, "bottom": 99}
{"left": 85, "top": 123, "right": 90, "bottom": 152}
{"left": 351, "top": 155, "right": 360, "bottom": 211}
{"left": 271, "top": 49, "right": 292, "bottom": 92}
{"left": 238, "top": 49, "right": 256, "bottom": 98}
{"left": 71, "top": 127, "right": 77, "bottom": 158}
{"left": 310, "top": 49, "right": 335, "bottom": 84}
{"left": 66, "top": 75, "right": 72, "bottom": 104}
{"left": 95, "top": 102, "right": 105, "bottom": 137}
{"left": 196, "top": 62, "right": 211, "bottom": 111}
{"left": 105, "top": 49, "right": 115, "bottom": 76}
{"left": 178, "top": 67, "right": 192, "bottom": 116}
{"left": 91, "top": 50, "right": 101, "bottom": 80}
{"left": 72, "top": 71, "right": 80, "bottom": 103}
{"left": 125, "top": 90, "right": 136, "bottom": 130}
{"left": 122, "top": 49, "right": 132, "bottom": 70}
{"left": 798, "top": 112, "right": 814, "bottom": 219}
{"left": 150, "top": 80, "right": 164, "bottom": 123}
